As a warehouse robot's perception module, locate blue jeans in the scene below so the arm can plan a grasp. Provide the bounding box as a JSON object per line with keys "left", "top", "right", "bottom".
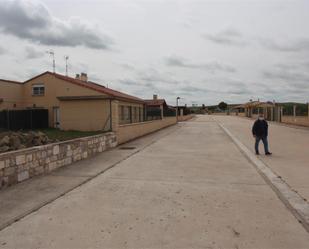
{"left": 255, "top": 136, "right": 269, "bottom": 154}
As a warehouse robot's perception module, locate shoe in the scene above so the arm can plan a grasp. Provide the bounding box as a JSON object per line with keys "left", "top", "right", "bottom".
{"left": 265, "top": 152, "right": 272, "bottom": 155}
{"left": 255, "top": 152, "right": 260, "bottom": 155}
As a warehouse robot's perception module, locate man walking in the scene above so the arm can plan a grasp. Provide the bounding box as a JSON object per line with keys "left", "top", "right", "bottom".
{"left": 252, "top": 114, "right": 272, "bottom": 155}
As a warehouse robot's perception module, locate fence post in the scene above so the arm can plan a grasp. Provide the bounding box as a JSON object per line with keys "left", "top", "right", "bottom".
{"left": 111, "top": 100, "right": 119, "bottom": 132}
{"left": 7, "top": 110, "right": 10, "bottom": 130}
{"left": 30, "top": 109, "right": 33, "bottom": 129}
{"left": 293, "top": 105, "right": 296, "bottom": 122}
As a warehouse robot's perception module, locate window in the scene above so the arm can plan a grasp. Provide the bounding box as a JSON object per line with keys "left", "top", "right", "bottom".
{"left": 119, "top": 105, "right": 132, "bottom": 124}
{"left": 132, "top": 107, "right": 139, "bottom": 123}
{"left": 32, "top": 84, "right": 45, "bottom": 96}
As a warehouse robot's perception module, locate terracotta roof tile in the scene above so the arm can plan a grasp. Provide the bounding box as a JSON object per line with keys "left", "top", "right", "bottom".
{"left": 0, "top": 79, "right": 22, "bottom": 84}
{"left": 24, "top": 71, "right": 145, "bottom": 104}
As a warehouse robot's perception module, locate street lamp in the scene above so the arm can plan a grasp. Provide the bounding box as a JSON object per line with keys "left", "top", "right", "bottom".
{"left": 176, "top": 97, "right": 180, "bottom": 121}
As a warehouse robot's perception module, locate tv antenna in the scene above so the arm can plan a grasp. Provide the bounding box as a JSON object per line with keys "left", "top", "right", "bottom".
{"left": 64, "top": 55, "right": 69, "bottom": 76}
{"left": 46, "top": 50, "right": 55, "bottom": 73}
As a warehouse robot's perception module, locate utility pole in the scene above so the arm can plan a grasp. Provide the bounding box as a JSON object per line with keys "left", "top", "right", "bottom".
{"left": 64, "top": 55, "right": 69, "bottom": 76}
{"left": 176, "top": 97, "right": 180, "bottom": 122}
{"left": 46, "top": 50, "right": 55, "bottom": 73}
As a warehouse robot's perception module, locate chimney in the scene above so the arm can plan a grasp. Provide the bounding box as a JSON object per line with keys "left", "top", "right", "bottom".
{"left": 75, "top": 74, "right": 80, "bottom": 80}
{"left": 153, "top": 94, "right": 158, "bottom": 100}
{"left": 80, "top": 72, "right": 88, "bottom": 82}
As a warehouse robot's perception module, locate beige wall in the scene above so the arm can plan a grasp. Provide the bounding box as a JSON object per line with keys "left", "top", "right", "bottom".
{"left": 211, "top": 112, "right": 228, "bottom": 116}
{"left": 60, "top": 99, "right": 111, "bottom": 131}
{"left": 282, "top": 116, "right": 309, "bottom": 127}
{"left": 178, "top": 114, "right": 194, "bottom": 121}
{"left": 23, "top": 74, "right": 105, "bottom": 127}
{"left": 117, "top": 117, "right": 177, "bottom": 144}
{"left": 0, "top": 81, "right": 23, "bottom": 110}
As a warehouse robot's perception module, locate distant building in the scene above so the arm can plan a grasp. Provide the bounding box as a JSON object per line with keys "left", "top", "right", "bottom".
{"left": 232, "top": 101, "right": 282, "bottom": 121}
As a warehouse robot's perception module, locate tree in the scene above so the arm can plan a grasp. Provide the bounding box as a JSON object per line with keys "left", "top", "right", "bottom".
{"left": 218, "top": 101, "right": 228, "bottom": 111}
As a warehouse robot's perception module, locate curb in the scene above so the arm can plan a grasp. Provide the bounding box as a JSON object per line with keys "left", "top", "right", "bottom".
{"left": 0, "top": 125, "right": 180, "bottom": 232}
{"left": 218, "top": 123, "right": 309, "bottom": 233}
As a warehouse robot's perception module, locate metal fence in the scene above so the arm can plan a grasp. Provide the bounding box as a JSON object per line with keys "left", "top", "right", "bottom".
{"left": 146, "top": 108, "right": 161, "bottom": 121}
{"left": 0, "top": 109, "right": 49, "bottom": 130}
{"left": 163, "top": 108, "right": 176, "bottom": 117}
{"left": 282, "top": 103, "right": 308, "bottom": 116}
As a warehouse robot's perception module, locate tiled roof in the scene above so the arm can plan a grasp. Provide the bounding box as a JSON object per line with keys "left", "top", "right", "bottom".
{"left": 24, "top": 71, "right": 145, "bottom": 104}
{"left": 0, "top": 79, "right": 22, "bottom": 84}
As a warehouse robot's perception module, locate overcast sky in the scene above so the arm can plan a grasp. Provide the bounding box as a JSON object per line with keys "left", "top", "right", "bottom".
{"left": 0, "top": 0, "right": 308, "bottom": 105}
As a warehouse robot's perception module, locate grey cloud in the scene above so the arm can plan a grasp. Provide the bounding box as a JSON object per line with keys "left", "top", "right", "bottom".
{"left": 0, "top": 0, "right": 113, "bottom": 50}
{"left": 177, "top": 79, "right": 252, "bottom": 96}
{"left": 24, "top": 46, "right": 44, "bottom": 59}
{"left": 262, "top": 65, "right": 309, "bottom": 97}
{"left": 203, "top": 29, "right": 247, "bottom": 47}
{"left": 220, "top": 79, "right": 253, "bottom": 95}
{"left": 228, "top": 89, "right": 252, "bottom": 95}
{"left": 263, "top": 70, "right": 309, "bottom": 85}
{"left": 120, "top": 63, "right": 135, "bottom": 71}
{"left": 118, "top": 79, "right": 141, "bottom": 86}
{"left": 138, "top": 69, "right": 182, "bottom": 85}
{"left": 179, "top": 86, "right": 206, "bottom": 94}
{"left": 165, "top": 55, "right": 236, "bottom": 73}
{"left": 0, "top": 46, "right": 5, "bottom": 55}
{"left": 260, "top": 38, "right": 309, "bottom": 52}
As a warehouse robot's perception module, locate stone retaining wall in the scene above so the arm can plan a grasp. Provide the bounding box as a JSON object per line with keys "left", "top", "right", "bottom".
{"left": 0, "top": 132, "right": 117, "bottom": 188}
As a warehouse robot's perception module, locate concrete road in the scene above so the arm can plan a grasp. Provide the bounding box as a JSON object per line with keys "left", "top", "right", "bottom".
{"left": 214, "top": 115, "right": 309, "bottom": 202}
{"left": 0, "top": 115, "right": 309, "bottom": 248}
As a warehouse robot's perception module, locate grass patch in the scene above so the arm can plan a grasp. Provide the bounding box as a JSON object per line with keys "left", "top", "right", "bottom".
{"left": 37, "top": 128, "right": 105, "bottom": 141}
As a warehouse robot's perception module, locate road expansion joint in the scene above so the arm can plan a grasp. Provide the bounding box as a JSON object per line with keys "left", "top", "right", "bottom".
{"left": 217, "top": 121, "right": 309, "bottom": 233}
{"left": 0, "top": 124, "right": 180, "bottom": 232}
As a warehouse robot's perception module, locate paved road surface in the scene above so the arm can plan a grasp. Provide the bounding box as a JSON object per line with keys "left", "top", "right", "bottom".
{"left": 0, "top": 115, "right": 308, "bottom": 248}
{"left": 214, "top": 115, "right": 309, "bottom": 202}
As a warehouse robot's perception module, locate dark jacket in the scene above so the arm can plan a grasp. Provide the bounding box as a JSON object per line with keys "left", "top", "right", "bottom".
{"left": 252, "top": 119, "right": 268, "bottom": 137}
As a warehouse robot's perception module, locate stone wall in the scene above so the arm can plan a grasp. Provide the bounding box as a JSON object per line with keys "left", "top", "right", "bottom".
{"left": 0, "top": 132, "right": 117, "bottom": 188}
{"left": 117, "top": 117, "right": 177, "bottom": 144}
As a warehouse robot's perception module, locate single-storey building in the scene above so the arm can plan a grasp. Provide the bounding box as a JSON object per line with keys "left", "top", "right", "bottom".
{"left": 232, "top": 101, "right": 282, "bottom": 121}
{"left": 0, "top": 79, "right": 23, "bottom": 109}
{"left": 145, "top": 95, "right": 168, "bottom": 119}
{"left": 0, "top": 72, "right": 145, "bottom": 131}
{"left": 144, "top": 95, "right": 177, "bottom": 120}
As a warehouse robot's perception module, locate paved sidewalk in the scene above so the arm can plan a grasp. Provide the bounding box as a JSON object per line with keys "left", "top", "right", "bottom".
{"left": 214, "top": 115, "right": 309, "bottom": 202}
{"left": 0, "top": 125, "right": 178, "bottom": 231}
{"left": 0, "top": 116, "right": 308, "bottom": 248}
